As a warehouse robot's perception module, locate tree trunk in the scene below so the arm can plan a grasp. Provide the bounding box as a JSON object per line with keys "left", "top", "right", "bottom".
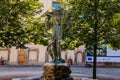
{"left": 93, "top": 44, "right": 97, "bottom": 79}
{"left": 93, "top": 0, "right": 98, "bottom": 79}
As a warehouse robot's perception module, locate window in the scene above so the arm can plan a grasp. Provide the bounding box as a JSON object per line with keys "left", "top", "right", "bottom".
{"left": 52, "top": 2, "right": 60, "bottom": 8}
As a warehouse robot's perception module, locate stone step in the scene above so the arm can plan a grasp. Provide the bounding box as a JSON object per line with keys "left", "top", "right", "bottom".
{"left": 82, "top": 78, "right": 98, "bottom": 80}
{"left": 12, "top": 76, "right": 40, "bottom": 80}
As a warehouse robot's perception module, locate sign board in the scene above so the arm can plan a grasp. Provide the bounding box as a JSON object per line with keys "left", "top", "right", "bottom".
{"left": 86, "top": 45, "right": 120, "bottom": 62}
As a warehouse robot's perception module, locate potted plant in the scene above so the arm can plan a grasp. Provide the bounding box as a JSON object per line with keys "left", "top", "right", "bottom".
{"left": 67, "top": 57, "right": 73, "bottom": 65}
{"left": 0, "top": 56, "right": 4, "bottom": 65}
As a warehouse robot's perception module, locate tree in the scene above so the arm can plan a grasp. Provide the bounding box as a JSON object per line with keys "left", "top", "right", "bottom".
{"left": 0, "top": 0, "right": 43, "bottom": 48}
{"left": 62, "top": 0, "right": 120, "bottom": 79}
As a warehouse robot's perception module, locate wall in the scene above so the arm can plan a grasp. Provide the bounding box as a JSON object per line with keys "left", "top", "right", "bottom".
{"left": 0, "top": 44, "right": 85, "bottom": 65}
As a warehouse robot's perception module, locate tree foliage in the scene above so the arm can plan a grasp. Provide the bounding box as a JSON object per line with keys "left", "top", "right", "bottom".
{"left": 1, "top": 0, "right": 119, "bottom": 51}
{"left": 63, "top": 0, "right": 120, "bottom": 49}
{"left": 0, "top": 0, "right": 43, "bottom": 48}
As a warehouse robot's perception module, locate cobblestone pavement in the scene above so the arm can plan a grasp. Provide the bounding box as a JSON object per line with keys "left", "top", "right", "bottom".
{"left": 0, "top": 66, "right": 120, "bottom": 80}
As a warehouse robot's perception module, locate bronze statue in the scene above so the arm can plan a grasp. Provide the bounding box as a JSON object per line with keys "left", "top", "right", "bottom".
{"left": 45, "top": 9, "right": 71, "bottom": 63}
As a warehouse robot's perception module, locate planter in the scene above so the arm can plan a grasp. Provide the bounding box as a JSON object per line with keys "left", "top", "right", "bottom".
{"left": 67, "top": 58, "right": 73, "bottom": 65}
{"left": 0, "top": 60, "right": 4, "bottom": 65}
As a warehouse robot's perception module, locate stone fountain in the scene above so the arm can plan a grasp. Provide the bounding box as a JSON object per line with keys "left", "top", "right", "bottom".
{"left": 40, "top": 9, "right": 73, "bottom": 80}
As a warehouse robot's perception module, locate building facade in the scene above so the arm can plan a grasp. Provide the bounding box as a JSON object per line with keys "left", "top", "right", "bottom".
{"left": 0, "top": 43, "right": 85, "bottom": 65}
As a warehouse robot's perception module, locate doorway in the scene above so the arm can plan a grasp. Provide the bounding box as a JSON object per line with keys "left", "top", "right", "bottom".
{"left": 75, "top": 51, "right": 83, "bottom": 64}
{"left": 18, "top": 49, "right": 27, "bottom": 64}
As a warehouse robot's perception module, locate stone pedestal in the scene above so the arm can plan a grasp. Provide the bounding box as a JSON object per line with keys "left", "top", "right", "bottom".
{"left": 40, "top": 63, "right": 73, "bottom": 80}
{"left": 82, "top": 78, "right": 98, "bottom": 80}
